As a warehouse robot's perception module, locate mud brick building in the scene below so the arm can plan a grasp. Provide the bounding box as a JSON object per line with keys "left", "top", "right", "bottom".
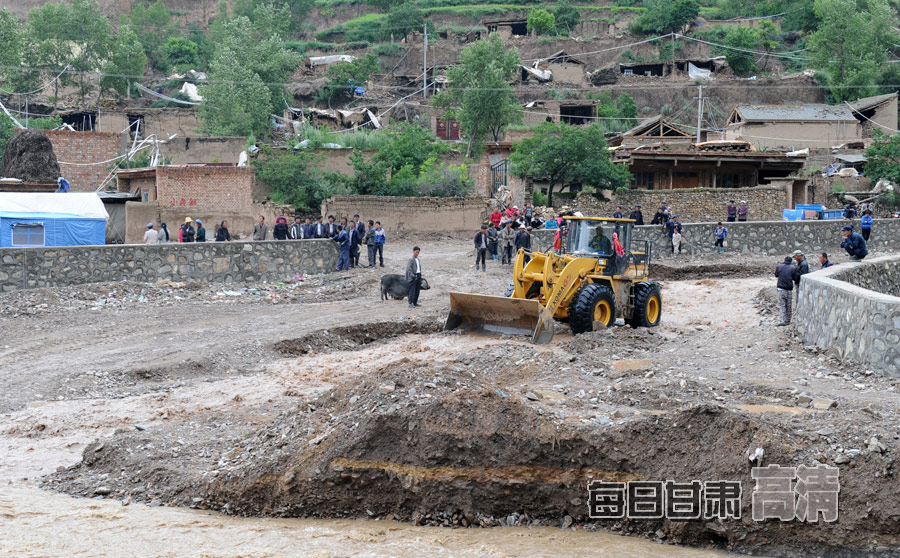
{"left": 116, "top": 165, "right": 269, "bottom": 243}
{"left": 43, "top": 130, "right": 125, "bottom": 191}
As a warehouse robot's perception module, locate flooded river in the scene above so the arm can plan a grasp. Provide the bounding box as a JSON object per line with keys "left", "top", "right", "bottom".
{"left": 2, "top": 483, "right": 728, "bottom": 558}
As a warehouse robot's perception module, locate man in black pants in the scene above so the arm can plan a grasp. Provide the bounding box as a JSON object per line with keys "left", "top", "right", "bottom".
{"left": 406, "top": 246, "right": 423, "bottom": 308}
{"left": 474, "top": 224, "right": 488, "bottom": 272}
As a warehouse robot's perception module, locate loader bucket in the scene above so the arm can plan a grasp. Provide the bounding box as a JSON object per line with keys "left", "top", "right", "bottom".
{"left": 445, "top": 292, "right": 555, "bottom": 344}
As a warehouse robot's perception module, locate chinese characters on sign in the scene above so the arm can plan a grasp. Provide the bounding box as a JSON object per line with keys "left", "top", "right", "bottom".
{"left": 170, "top": 198, "right": 198, "bottom": 207}
{"left": 588, "top": 465, "right": 838, "bottom": 522}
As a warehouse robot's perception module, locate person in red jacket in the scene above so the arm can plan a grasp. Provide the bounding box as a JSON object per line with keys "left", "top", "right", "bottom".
{"left": 489, "top": 207, "right": 502, "bottom": 229}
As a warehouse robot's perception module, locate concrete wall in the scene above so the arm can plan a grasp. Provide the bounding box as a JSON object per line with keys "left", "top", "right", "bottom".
{"left": 100, "top": 109, "right": 203, "bottom": 139}
{"left": 0, "top": 240, "right": 338, "bottom": 292}
{"left": 726, "top": 121, "right": 860, "bottom": 150}
{"left": 797, "top": 255, "right": 900, "bottom": 376}
{"left": 44, "top": 129, "right": 125, "bottom": 191}
{"left": 321, "top": 195, "right": 490, "bottom": 233}
{"left": 564, "top": 186, "right": 789, "bottom": 223}
{"left": 531, "top": 218, "right": 900, "bottom": 259}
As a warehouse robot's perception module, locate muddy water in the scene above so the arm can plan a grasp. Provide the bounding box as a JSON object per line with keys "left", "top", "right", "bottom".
{"left": 2, "top": 484, "right": 728, "bottom": 558}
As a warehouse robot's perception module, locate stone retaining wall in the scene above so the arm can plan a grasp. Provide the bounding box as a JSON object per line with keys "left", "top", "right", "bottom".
{"left": 532, "top": 219, "right": 900, "bottom": 259}
{"left": 797, "top": 255, "right": 900, "bottom": 376}
{"left": 0, "top": 240, "right": 338, "bottom": 292}
{"left": 558, "top": 187, "right": 788, "bottom": 223}
{"left": 321, "top": 195, "right": 489, "bottom": 233}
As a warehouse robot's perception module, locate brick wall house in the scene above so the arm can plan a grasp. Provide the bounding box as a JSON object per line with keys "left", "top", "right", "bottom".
{"left": 117, "top": 165, "right": 266, "bottom": 242}
{"left": 43, "top": 130, "right": 125, "bottom": 191}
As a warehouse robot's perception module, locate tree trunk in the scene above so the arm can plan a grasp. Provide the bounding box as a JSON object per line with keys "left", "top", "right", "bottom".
{"left": 465, "top": 133, "right": 476, "bottom": 158}
{"left": 546, "top": 180, "right": 555, "bottom": 207}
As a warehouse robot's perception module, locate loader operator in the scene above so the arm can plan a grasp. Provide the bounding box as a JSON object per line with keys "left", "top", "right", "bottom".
{"left": 590, "top": 226, "right": 612, "bottom": 255}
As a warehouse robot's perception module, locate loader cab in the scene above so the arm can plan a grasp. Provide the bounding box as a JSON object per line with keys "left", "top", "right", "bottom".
{"left": 564, "top": 217, "right": 632, "bottom": 274}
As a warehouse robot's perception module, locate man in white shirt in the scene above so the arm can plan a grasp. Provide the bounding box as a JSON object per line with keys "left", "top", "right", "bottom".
{"left": 405, "top": 246, "right": 423, "bottom": 308}
{"left": 144, "top": 222, "right": 158, "bottom": 244}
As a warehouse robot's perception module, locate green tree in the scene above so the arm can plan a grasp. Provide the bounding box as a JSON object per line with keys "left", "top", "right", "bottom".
{"left": 383, "top": 2, "right": 423, "bottom": 42}
{"left": 101, "top": 25, "right": 147, "bottom": 97}
{"left": 527, "top": 8, "right": 555, "bottom": 36}
{"left": 0, "top": 9, "right": 30, "bottom": 90}
{"left": 199, "top": 48, "right": 274, "bottom": 136}
{"left": 319, "top": 54, "right": 380, "bottom": 105}
{"left": 120, "top": 0, "right": 176, "bottom": 71}
{"left": 344, "top": 149, "right": 391, "bottom": 195}
{"left": 721, "top": 27, "right": 761, "bottom": 76}
{"left": 252, "top": 147, "right": 337, "bottom": 212}
{"left": 631, "top": 0, "right": 699, "bottom": 35}
{"left": 162, "top": 37, "right": 200, "bottom": 70}
{"left": 374, "top": 123, "right": 448, "bottom": 175}
{"left": 809, "top": 0, "right": 894, "bottom": 102}
{"left": 865, "top": 130, "right": 900, "bottom": 185}
{"left": 234, "top": 0, "right": 314, "bottom": 34}
{"left": 552, "top": 1, "right": 581, "bottom": 35}
{"left": 417, "top": 159, "right": 473, "bottom": 197}
{"left": 26, "top": 0, "right": 114, "bottom": 104}
{"left": 510, "top": 122, "right": 630, "bottom": 207}
{"left": 200, "top": 14, "right": 300, "bottom": 135}
{"left": 434, "top": 33, "right": 522, "bottom": 157}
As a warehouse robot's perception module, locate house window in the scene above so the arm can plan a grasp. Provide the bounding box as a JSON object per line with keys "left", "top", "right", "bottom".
{"left": 716, "top": 174, "right": 742, "bottom": 188}
{"left": 11, "top": 223, "right": 45, "bottom": 246}
{"left": 633, "top": 172, "right": 655, "bottom": 189}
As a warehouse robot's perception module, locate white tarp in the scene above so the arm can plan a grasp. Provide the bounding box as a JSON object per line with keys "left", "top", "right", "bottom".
{"left": 785, "top": 148, "right": 810, "bottom": 157}
{"left": 688, "top": 63, "right": 712, "bottom": 81}
{"left": 309, "top": 55, "right": 355, "bottom": 66}
{"left": 521, "top": 65, "right": 552, "bottom": 82}
{"left": 179, "top": 82, "right": 203, "bottom": 102}
{"left": 0, "top": 192, "right": 109, "bottom": 218}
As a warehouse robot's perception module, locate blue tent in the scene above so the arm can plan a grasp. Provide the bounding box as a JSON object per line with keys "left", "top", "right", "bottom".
{"left": 0, "top": 192, "right": 108, "bottom": 247}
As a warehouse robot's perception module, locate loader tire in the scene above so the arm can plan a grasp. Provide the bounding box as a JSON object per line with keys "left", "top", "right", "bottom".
{"left": 628, "top": 281, "right": 662, "bottom": 328}
{"left": 569, "top": 283, "right": 616, "bottom": 334}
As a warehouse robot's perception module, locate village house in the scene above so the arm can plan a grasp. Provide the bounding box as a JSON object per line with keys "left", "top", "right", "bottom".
{"left": 613, "top": 141, "right": 807, "bottom": 193}
{"left": 724, "top": 95, "right": 899, "bottom": 150}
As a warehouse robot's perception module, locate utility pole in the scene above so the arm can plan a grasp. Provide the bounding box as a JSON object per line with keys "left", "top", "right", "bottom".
{"left": 423, "top": 23, "right": 428, "bottom": 100}
{"left": 696, "top": 85, "right": 704, "bottom": 143}
{"left": 671, "top": 33, "right": 676, "bottom": 83}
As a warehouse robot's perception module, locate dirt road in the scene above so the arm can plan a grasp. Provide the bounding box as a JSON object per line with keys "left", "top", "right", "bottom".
{"left": 3, "top": 236, "right": 899, "bottom": 557}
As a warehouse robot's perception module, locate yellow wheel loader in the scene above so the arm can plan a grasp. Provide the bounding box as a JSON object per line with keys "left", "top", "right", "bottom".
{"left": 445, "top": 217, "right": 661, "bottom": 344}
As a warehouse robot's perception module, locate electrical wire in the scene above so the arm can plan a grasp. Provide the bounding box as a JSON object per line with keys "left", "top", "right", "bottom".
{"left": 0, "top": 65, "right": 71, "bottom": 96}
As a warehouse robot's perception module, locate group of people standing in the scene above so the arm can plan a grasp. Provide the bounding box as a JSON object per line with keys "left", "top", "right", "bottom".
{"left": 474, "top": 220, "right": 533, "bottom": 270}
{"left": 774, "top": 223, "right": 870, "bottom": 326}
{"left": 144, "top": 218, "right": 233, "bottom": 244}
{"left": 326, "top": 215, "right": 387, "bottom": 271}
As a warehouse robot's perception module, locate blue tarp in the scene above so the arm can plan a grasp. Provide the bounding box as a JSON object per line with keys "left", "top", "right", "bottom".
{"left": 0, "top": 215, "right": 106, "bottom": 247}
{"left": 0, "top": 192, "right": 108, "bottom": 247}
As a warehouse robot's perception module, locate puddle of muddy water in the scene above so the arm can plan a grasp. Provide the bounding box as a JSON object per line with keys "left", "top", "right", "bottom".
{"left": 1, "top": 484, "right": 730, "bottom": 558}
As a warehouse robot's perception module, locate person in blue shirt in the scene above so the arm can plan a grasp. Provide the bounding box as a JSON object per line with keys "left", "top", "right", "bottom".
{"left": 612, "top": 206, "right": 623, "bottom": 219}
{"left": 840, "top": 225, "right": 868, "bottom": 261}
{"left": 819, "top": 252, "right": 834, "bottom": 269}
{"left": 374, "top": 221, "right": 386, "bottom": 267}
{"left": 861, "top": 209, "right": 873, "bottom": 241}
{"left": 332, "top": 225, "right": 350, "bottom": 271}
{"left": 714, "top": 222, "right": 728, "bottom": 253}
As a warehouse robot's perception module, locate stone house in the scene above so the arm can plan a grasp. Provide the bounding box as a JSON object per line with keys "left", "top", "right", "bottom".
{"left": 725, "top": 104, "right": 861, "bottom": 150}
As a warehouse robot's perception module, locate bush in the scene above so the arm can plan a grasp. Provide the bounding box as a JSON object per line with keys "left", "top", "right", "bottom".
{"left": 161, "top": 37, "right": 200, "bottom": 70}
{"left": 417, "top": 159, "right": 472, "bottom": 197}
{"left": 252, "top": 147, "right": 338, "bottom": 212}
{"left": 533, "top": 191, "right": 548, "bottom": 206}
{"left": 527, "top": 8, "right": 555, "bottom": 35}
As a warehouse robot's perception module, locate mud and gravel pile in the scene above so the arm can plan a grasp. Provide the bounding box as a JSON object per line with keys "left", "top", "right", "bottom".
{"left": 47, "top": 327, "right": 900, "bottom": 557}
